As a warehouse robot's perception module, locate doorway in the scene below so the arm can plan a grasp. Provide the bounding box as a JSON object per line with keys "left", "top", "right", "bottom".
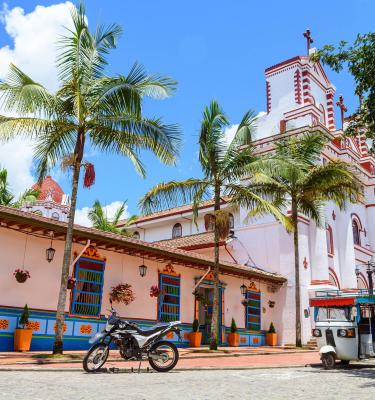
{"left": 196, "top": 285, "right": 224, "bottom": 345}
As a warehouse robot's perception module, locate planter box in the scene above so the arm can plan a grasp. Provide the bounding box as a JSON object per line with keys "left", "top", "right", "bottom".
{"left": 14, "top": 328, "right": 32, "bottom": 352}
{"left": 266, "top": 332, "right": 277, "bottom": 346}
{"left": 227, "top": 332, "right": 240, "bottom": 347}
{"left": 189, "top": 332, "right": 202, "bottom": 347}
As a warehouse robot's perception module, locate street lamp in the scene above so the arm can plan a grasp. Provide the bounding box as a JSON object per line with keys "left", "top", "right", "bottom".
{"left": 46, "top": 236, "right": 55, "bottom": 263}
{"left": 240, "top": 284, "right": 247, "bottom": 297}
{"left": 139, "top": 264, "right": 147, "bottom": 277}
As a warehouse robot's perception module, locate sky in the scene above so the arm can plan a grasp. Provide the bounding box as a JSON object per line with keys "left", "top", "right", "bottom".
{"left": 0, "top": 0, "right": 374, "bottom": 225}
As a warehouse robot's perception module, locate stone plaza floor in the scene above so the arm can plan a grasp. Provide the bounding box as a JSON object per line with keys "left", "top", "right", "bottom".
{"left": 1, "top": 366, "right": 375, "bottom": 399}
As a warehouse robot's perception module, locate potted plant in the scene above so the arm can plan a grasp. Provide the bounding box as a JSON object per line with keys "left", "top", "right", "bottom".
{"left": 227, "top": 318, "right": 240, "bottom": 347}
{"left": 189, "top": 318, "right": 202, "bottom": 347}
{"left": 67, "top": 276, "right": 76, "bottom": 290}
{"left": 149, "top": 285, "right": 160, "bottom": 298}
{"left": 13, "top": 269, "right": 30, "bottom": 283}
{"left": 266, "top": 322, "right": 277, "bottom": 346}
{"left": 109, "top": 283, "right": 135, "bottom": 305}
{"left": 14, "top": 304, "right": 33, "bottom": 352}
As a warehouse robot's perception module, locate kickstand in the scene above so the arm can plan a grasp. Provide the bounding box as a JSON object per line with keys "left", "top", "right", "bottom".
{"left": 137, "top": 360, "right": 142, "bottom": 373}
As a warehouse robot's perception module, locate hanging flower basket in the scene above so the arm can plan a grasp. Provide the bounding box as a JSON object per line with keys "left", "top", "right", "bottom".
{"left": 13, "top": 269, "right": 30, "bottom": 283}
{"left": 109, "top": 283, "right": 135, "bottom": 305}
{"left": 67, "top": 276, "right": 76, "bottom": 290}
{"left": 149, "top": 285, "right": 160, "bottom": 298}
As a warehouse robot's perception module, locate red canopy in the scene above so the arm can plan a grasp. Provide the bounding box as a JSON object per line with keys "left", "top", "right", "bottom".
{"left": 310, "top": 297, "right": 355, "bottom": 307}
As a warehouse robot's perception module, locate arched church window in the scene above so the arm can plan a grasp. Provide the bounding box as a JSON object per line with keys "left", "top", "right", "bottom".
{"left": 204, "top": 214, "right": 215, "bottom": 231}
{"left": 172, "top": 223, "right": 182, "bottom": 239}
{"left": 352, "top": 219, "right": 361, "bottom": 246}
{"left": 357, "top": 273, "right": 368, "bottom": 290}
{"left": 51, "top": 212, "right": 59, "bottom": 221}
{"left": 228, "top": 213, "right": 234, "bottom": 230}
{"left": 319, "top": 104, "right": 326, "bottom": 124}
{"left": 326, "top": 225, "right": 334, "bottom": 254}
{"left": 329, "top": 269, "right": 340, "bottom": 289}
{"left": 133, "top": 231, "right": 140, "bottom": 239}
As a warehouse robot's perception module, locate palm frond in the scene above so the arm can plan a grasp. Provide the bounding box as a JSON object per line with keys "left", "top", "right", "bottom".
{"left": 139, "top": 178, "right": 210, "bottom": 214}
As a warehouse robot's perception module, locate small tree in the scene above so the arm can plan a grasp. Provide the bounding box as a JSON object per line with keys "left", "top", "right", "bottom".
{"left": 230, "top": 318, "right": 238, "bottom": 334}
{"left": 192, "top": 319, "right": 200, "bottom": 333}
{"left": 268, "top": 322, "right": 276, "bottom": 334}
{"left": 19, "top": 304, "right": 30, "bottom": 329}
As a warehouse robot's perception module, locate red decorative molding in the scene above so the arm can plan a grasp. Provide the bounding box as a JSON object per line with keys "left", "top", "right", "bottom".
{"left": 326, "top": 92, "right": 335, "bottom": 131}
{"left": 266, "top": 81, "right": 271, "bottom": 114}
{"left": 294, "top": 69, "right": 302, "bottom": 104}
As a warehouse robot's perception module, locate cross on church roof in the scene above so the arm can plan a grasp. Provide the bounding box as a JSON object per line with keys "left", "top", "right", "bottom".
{"left": 336, "top": 95, "right": 347, "bottom": 130}
{"left": 303, "top": 29, "right": 314, "bottom": 55}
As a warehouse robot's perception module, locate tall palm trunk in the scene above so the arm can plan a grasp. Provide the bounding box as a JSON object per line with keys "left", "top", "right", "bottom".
{"left": 210, "top": 183, "right": 221, "bottom": 350}
{"left": 291, "top": 197, "right": 302, "bottom": 348}
{"left": 53, "top": 129, "right": 85, "bottom": 354}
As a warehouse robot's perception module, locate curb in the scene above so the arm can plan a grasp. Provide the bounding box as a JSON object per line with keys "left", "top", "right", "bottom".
{"left": 0, "top": 364, "right": 315, "bottom": 372}
{"left": 0, "top": 350, "right": 318, "bottom": 366}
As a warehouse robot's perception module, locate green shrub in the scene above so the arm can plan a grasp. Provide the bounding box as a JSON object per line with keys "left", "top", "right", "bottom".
{"left": 19, "top": 304, "right": 29, "bottom": 329}
{"left": 268, "top": 322, "right": 276, "bottom": 334}
{"left": 230, "top": 318, "right": 238, "bottom": 333}
{"left": 192, "top": 318, "right": 200, "bottom": 332}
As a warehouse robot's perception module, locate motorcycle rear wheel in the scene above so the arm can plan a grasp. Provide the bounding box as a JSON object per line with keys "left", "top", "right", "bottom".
{"left": 83, "top": 343, "right": 109, "bottom": 373}
{"left": 148, "top": 340, "right": 179, "bottom": 372}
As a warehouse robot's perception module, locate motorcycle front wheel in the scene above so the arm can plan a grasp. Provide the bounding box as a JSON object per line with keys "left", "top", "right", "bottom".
{"left": 148, "top": 340, "right": 179, "bottom": 372}
{"left": 83, "top": 343, "right": 109, "bottom": 373}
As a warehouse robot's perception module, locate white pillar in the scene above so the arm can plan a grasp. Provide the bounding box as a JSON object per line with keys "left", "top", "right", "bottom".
{"left": 309, "top": 224, "right": 329, "bottom": 281}
{"left": 337, "top": 212, "right": 357, "bottom": 289}
{"left": 366, "top": 205, "right": 375, "bottom": 253}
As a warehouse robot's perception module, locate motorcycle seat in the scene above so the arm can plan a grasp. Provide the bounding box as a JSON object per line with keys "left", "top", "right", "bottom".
{"left": 132, "top": 323, "right": 170, "bottom": 337}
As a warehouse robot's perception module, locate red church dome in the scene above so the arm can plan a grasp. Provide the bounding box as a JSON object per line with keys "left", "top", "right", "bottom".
{"left": 32, "top": 176, "right": 64, "bottom": 204}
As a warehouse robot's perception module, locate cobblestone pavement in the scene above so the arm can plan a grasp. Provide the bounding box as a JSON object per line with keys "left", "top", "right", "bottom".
{"left": 1, "top": 367, "right": 375, "bottom": 400}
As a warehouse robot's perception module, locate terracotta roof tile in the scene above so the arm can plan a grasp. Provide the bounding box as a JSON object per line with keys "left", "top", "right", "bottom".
{"left": 157, "top": 232, "right": 219, "bottom": 250}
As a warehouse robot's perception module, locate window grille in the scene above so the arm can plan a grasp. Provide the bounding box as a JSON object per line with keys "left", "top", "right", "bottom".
{"left": 158, "top": 274, "right": 180, "bottom": 322}
{"left": 71, "top": 257, "right": 105, "bottom": 317}
{"left": 246, "top": 290, "right": 261, "bottom": 331}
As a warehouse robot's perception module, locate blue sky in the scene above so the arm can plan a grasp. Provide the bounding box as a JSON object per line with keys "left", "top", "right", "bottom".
{"left": 0, "top": 0, "right": 374, "bottom": 220}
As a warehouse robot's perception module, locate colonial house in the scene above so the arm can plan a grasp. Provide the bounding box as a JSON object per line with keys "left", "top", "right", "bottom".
{"left": 0, "top": 205, "right": 285, "bottom": 351}
{"left": 119, "top": 51, "right": 375, "bottom": 346}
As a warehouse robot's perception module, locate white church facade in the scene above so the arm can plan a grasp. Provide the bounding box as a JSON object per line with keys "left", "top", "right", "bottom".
{"left": 121, "top": 52, "right": 375, "bottom": 345}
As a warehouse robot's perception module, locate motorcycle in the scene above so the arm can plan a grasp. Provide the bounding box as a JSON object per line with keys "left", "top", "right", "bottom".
{"left": 83, "top": 302, "right": 182, "bottom": 373}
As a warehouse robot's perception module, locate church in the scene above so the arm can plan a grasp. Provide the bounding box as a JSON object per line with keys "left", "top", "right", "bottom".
{"left": 0, "top": 35, "right": 373, "bottom": 351}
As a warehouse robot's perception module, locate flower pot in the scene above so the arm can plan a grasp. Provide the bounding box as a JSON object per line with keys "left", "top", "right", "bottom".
{"left": 189, "top": 332, "right": 202, "bottom": 347}
{"left": 227, "top": 332, "right": 240, "bottom": 347}
{"left": 15, "top": 275, "right": 28, "bottom": 283}
{"left": 14, "top": 328, "right": 32, "bottom": 352}
{"left": 266, "top": 332, "right": 278, "bottom": 346}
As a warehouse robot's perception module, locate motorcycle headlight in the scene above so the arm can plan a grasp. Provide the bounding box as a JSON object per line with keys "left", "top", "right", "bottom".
{"left": 312, "top": 329, "right": 322, "bottom": 337}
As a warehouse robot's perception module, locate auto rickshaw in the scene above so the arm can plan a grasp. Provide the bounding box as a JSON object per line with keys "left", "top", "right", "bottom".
{"left": 310, "top": 289, "right": 375, "bottom": 369}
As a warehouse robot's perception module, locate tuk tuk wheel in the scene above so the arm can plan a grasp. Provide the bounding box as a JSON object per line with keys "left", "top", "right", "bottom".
{"left": 321, "top": 353, "right": 335, "bottom": 370}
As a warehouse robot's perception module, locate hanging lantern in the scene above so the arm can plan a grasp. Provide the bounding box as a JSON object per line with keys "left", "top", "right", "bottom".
{"left": 240, "top": 284, "right": 247, "bottom": 297}
{"left": 139, "top": 264, "right": 147, "bottom": 277}
{"left": 46, "top": 246, "right": 56, "bottom": 263}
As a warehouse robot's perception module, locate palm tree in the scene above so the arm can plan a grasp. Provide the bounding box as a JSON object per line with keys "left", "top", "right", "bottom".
{"left": 140, "top": 100, "right": 290, "bottom": 350}
{"left": 246, "top": 133, "right": 362, "bottom": 347}
{"left": 0, "top": 3, "right": 180, "bottom": 354}
{"left": 88, "top": 200, "right": 137, "bottom": 235}
{"left": 0, "top": 167, "right": 39, "bottom": 207}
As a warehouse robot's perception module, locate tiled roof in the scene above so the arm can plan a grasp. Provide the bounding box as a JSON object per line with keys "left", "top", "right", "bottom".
{"left": 157, "top": 232, "right": 219, "bottom": 250}
{"left": 118, "top": 198, "right": 230, "bottom": 226}
{"left": 0, "top": 205, "right": 286, "bottom": 284}
{"left": 32, "top": 176, "right": 64, "bottom": 204}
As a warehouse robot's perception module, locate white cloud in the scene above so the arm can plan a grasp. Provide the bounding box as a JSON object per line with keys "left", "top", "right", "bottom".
{"left": 223, "top": 112, "right": 267, "bottom": 145}
{"left": 75, "top": 201, "right": 130, "bottom": 227}
{"left": 0, "top": 2, "right": 73, "bottom": 195}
